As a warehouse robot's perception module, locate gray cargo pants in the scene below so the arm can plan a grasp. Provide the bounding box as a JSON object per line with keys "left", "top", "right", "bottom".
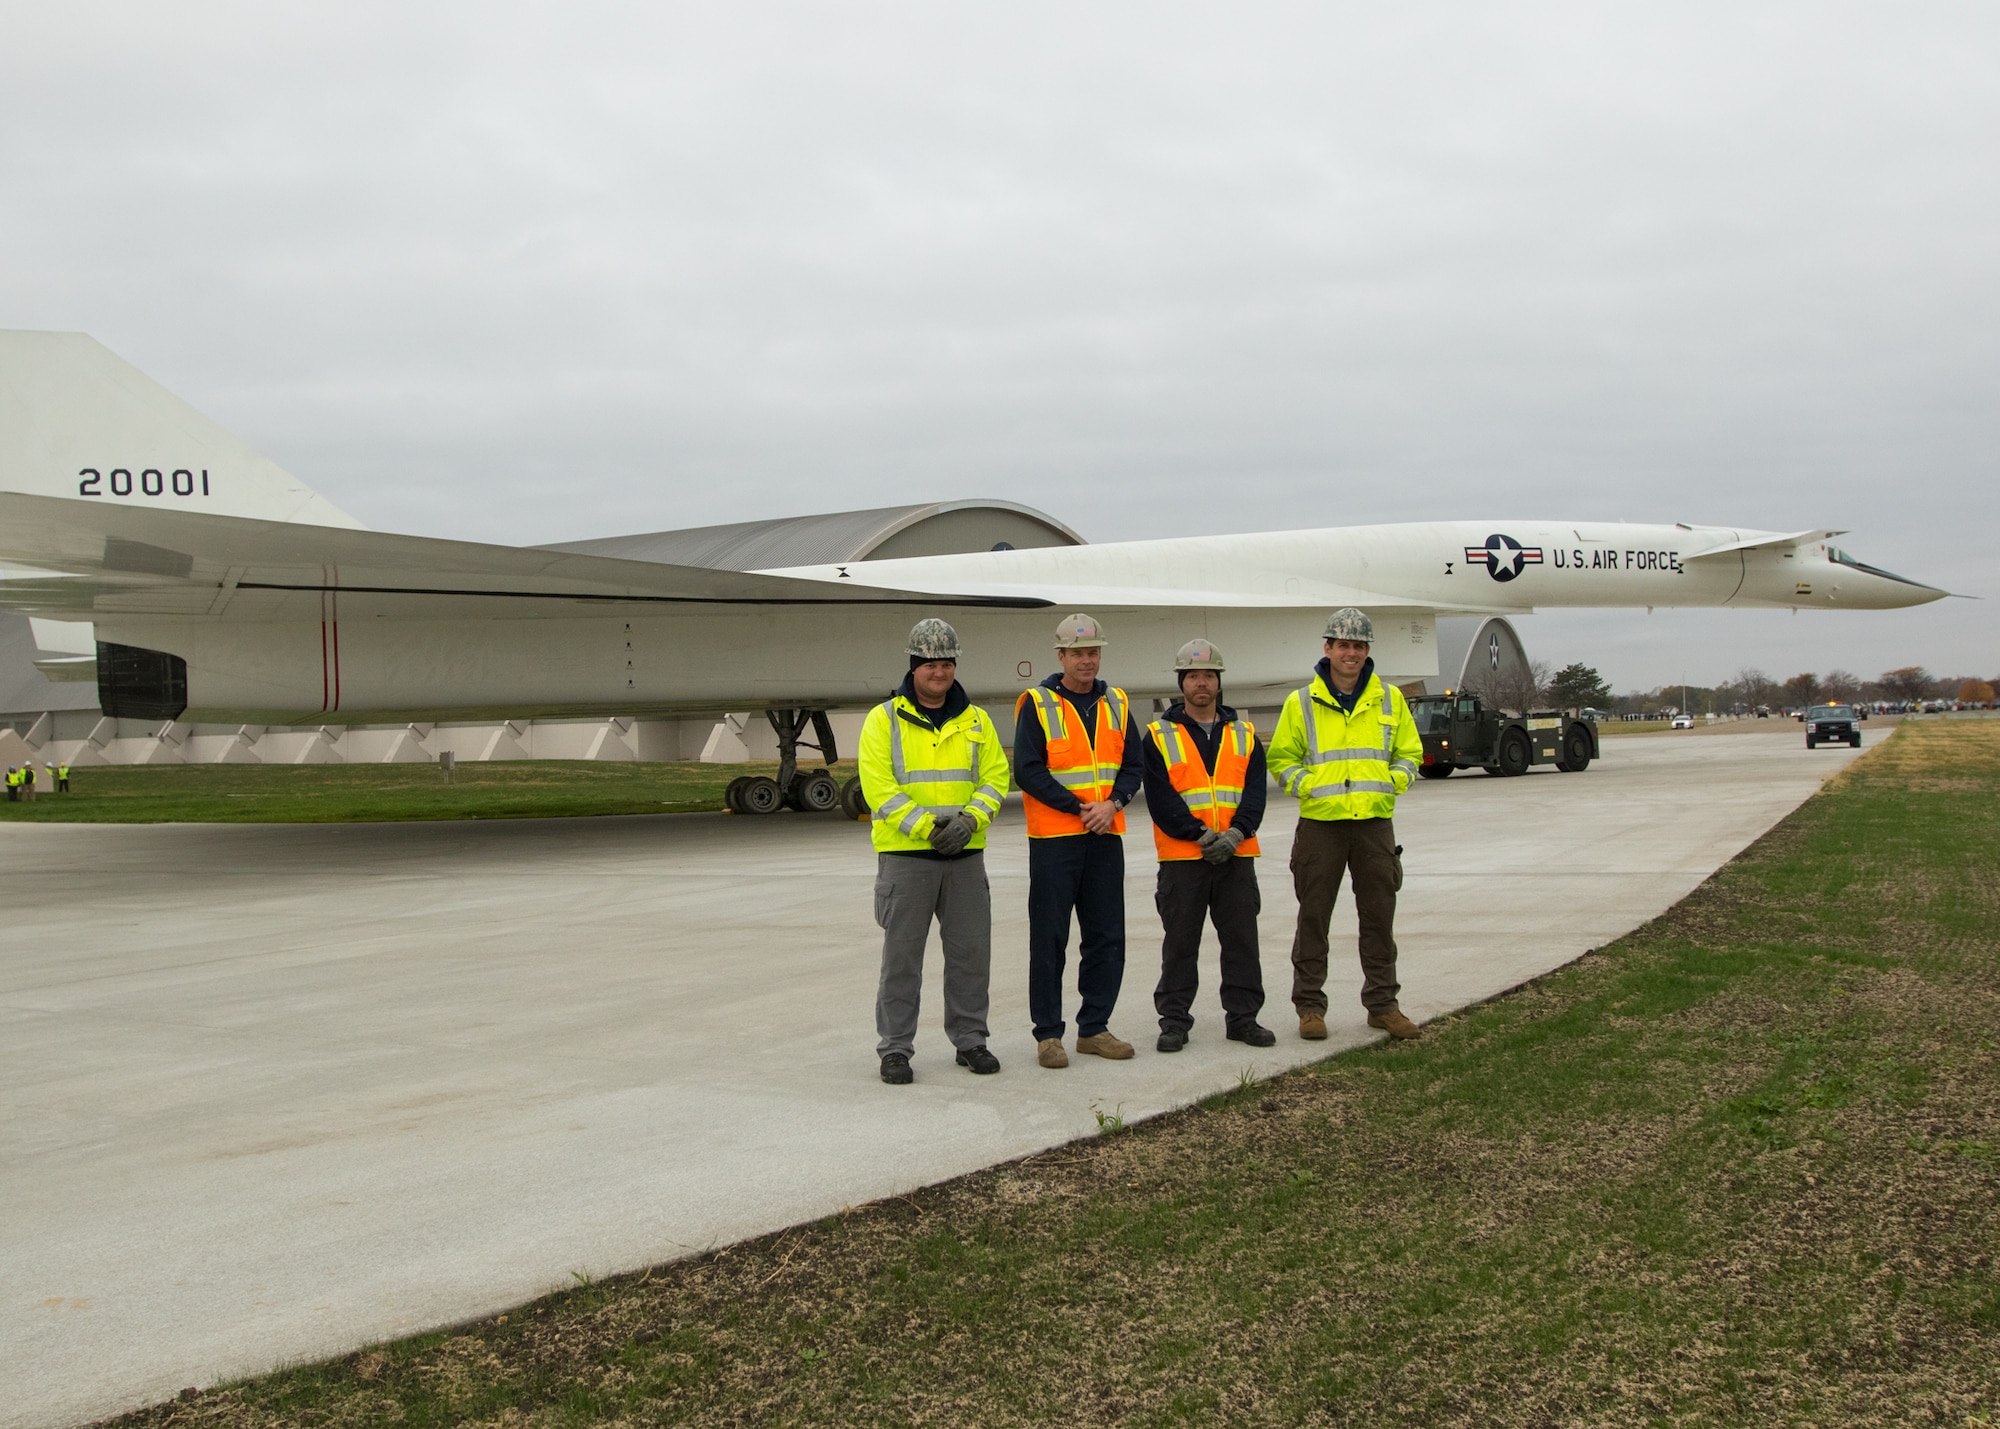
{"left": 874, "top": 851, "right": 993, "bottom": 1058}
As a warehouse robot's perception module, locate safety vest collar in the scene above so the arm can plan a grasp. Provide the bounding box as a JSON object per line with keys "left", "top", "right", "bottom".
{"left": 1309, "top": 661, "right": 1381, "bottom": 715}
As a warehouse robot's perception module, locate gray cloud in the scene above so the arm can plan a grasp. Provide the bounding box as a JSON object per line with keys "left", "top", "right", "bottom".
{"left": 3, "top": 2, "right": 1994, "bottom": 688}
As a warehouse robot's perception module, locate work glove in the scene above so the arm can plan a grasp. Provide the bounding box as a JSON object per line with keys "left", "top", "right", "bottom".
{"left": 928, "top": 811, "right": 977, "bottom": 856}
{"left": 1202, "top": 827, "right": 1246, "bottom": 864}
{"left": 1194, "top": 827, "right": 1223, "bottom": 856}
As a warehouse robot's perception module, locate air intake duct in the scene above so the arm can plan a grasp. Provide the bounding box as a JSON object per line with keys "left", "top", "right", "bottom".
{"left": 96, "top": 641, "right": 189, "bottom": 721}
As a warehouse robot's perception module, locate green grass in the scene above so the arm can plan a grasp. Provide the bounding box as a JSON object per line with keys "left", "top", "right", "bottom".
{"left": 0, "top": 759, "right": 853, "bottom": 824}
{"left": 107, "top": 722, "right": 2000, "bottom": 1427}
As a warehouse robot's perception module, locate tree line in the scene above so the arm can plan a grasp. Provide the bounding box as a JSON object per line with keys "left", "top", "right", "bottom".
{"left": 1512, "top": 663, "right": 1998, "bottom": 717}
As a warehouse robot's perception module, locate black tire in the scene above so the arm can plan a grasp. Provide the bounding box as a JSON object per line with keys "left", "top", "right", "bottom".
{"left": 1850, "top": 736, "right": 1861, "bottom": 748}
{"left": 739, "top": 775, "right": 783, "bottom": 815}
{"left": 1806, "top": 737, "right": 1817, "bottom": 749}
{"left": 791, "top": 769, "right": 840, "bottom": 813}
{"left": 1558, "top": 726, "right": 1592, "bottom": 773}
{"left": 1496, "top": 728, "right": 1531, "bottom": 777}
{"left": 723, "top": 775, "right": 749, "bottom": 813}
{"left": 838, "top": 775, "right": 870, "bottom": 821}
{"left": 1418, "top": 763, "right": 1453, "bottom": 779}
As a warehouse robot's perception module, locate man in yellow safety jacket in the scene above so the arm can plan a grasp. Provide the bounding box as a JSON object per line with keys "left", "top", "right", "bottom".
{"left": 1268, "top": 607, "right": 1426, "bottom": 1041}
{"left": 858, "top": 618, "right": 1011, "bottom": 1085}
{"left": 4, "top": 766, "right": 17, "bottom": 801}
{"left": 1141, "top": 638, "right": 1274, "bottom": 1054}
{"left": 1013, "top": 613, "right": 1146, "bottom": 1068}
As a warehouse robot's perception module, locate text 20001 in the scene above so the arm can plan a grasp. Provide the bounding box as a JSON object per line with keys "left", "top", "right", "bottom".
{"left": 77, "top": 468, "right": 211, "bottom": 498}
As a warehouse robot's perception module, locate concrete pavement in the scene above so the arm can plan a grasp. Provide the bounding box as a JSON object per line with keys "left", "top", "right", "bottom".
{"left": 1, "top": 731, "right": 1867, "bottom": 1428}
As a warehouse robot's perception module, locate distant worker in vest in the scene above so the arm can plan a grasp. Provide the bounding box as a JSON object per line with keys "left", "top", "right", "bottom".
{"left": 5, "top": 765, "right": 16, "bottom": 801}
{"left": 20, "top": 761, "right": 34, "bottom": 802}
{"left": 56, "top": 761, "right": 70, "bottom": 793}
{"left": 1268, "top": 608, "right": 1426, "bottom": 1041}
{"left": 1142, "top": 638, "right": 1275, "bottom": 1053}
{"left": 1014, "top": 613, "right": 1146, "bottom": 1068}
{"left": 858, "top": 618, "right": 1011, "bottom": 1086}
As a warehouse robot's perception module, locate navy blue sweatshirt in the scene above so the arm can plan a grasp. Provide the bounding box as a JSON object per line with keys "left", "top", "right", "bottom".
{"left": 1139, "top": 701, "right": 1268, "bottom": 844}
{"left": 1011, "top": 674, "right": 1145, "bottom": 816}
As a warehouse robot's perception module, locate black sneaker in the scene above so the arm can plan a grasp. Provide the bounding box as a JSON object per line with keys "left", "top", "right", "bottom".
{"left": 1156, "top": 1026, "right": 1189, "bottom": 1053}
{"left": 879, "top": 1052, "right": 914, "bottom": 1084}
{"left": 955, "top": 1045, "right": 1001, "bottom": 1075}
{"left": 1227, "top": 1022, "right": 1277, "bottom": 1048}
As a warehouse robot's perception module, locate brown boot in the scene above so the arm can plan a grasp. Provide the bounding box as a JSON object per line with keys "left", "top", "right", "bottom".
{"left": 1367, "top": 1006, "right": 1421, "bottom": 1040}
{"left": 1037, "top": 1038, "right": 1070, "bottom": 1069}
{"left": 1298, "top": 1011, "right": 1328, "bottom": 1041}
{"left": 1074, "top": 1030, "right": 1135, "bottom": 1060}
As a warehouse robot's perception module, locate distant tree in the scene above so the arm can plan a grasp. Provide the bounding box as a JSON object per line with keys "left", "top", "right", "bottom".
{"left": 1821, "top": 668, "right": 1862, "bottom": 701}
{"left": 1548, "top": 662, "right": 1613, "bottom": 709}
{"left": 1959, "top": 679, "right": 1995, "bottom": 707}
{"left": 1782, "top": 672, "right": 1822, "bottom": 707}
{"left": 1735, "top": 667, "right": 1778, "bottom": 711}
{"left": 1879, "top": 666, "right": 1931, "bottom": 703}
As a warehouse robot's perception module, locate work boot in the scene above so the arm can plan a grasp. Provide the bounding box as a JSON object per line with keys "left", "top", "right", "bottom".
{"left": 955, "top": 1045, "right": 1001, "bottom": 1075}
{"left": 1227, "top": 1022, "right": 1277, "bottom": 1048}
{"left": 1156, "top": 1026, "right": 1189, "bottom": 1053}
{"left": 1298, "top": 1011, "right": 1328, "bottom": 1041}
{"left": 879, "top": 1052, "right": 914, "bottom": 1084}
{"left": 1366, "top": 1006, "right": 1422, "bottom": 1040}
{"left": 1075, "top": 1030, "right": 1135, "bottom": 1060}
{"left": 1037, "top": 1038, "right": 1069, "bottom": 1069}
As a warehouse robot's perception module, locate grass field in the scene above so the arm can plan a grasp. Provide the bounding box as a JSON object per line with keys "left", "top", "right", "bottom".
{"left": 0, "top": 760, "right": 850, "bottom": 824}
{"left": 107, "top": 722, "right": 1999, "bottom": 1428}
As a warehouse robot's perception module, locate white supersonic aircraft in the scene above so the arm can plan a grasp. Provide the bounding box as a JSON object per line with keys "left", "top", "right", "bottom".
{"left": 0, "top": 331, "right": 1950, "bottom": 797}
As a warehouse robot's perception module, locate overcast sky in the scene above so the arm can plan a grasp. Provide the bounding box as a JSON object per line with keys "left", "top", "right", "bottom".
{"left": 4, "top": 3, "right": 1993, "bottom": 690}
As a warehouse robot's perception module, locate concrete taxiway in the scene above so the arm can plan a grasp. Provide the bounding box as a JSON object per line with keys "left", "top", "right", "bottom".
{"left": 2, "top": 731, "right": 1867, "bottom": 1429}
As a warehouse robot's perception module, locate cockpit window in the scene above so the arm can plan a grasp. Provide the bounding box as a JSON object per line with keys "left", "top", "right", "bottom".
{"left": 1827, "top": 547, "right": 1929, "bottom": 589}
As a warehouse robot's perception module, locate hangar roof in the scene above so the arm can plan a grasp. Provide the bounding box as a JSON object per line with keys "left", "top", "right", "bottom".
{"left": 539, "top": 500, "right": 1084, "bottom": 572}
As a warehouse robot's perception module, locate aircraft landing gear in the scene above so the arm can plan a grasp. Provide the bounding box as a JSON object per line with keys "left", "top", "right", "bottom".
{"left": 724, "top": 709, "right": 850, "bottom": 816}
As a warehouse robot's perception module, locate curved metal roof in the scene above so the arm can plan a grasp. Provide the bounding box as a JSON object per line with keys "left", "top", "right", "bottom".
{"left": 539, "top": 499, "right": 1084, "bottom": 572}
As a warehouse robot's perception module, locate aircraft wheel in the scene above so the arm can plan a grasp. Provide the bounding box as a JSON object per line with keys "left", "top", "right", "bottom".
{"left": 1496, "top": 729, "right": 1531, "bottom": 777}
{"left": 1559, "top": 727, "right": 1592, "bottom": 773}
{"left": 739, "top": 776, "right": 783, "bottom": 815}
{"left": 723, "top": 776, "right": 750, "bottom": 813}
{"left": 790, "top": 769, "right": 841, "bottom": 813}
{"left": 1417, "top": 763, "right": 1453, "bottom": 779}
{"left": 838, "top": 775, "right": 870, "bottom": 821}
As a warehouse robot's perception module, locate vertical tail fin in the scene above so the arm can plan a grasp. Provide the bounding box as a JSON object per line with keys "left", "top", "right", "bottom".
{"left": 0, "top": 330, "right": 362, "bottom": 529}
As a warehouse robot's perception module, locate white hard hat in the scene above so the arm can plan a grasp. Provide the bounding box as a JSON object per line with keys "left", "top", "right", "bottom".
{"left": 1173, "top": 638, "right": 1225, "bottom": 673}
{"left": 1053, "top": 613, "right": 1107, "bottom": 649}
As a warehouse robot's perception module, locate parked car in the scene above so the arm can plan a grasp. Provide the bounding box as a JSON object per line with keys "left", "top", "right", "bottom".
{"left": 1805, "top": 705, "right": 1861, "bottom": 749}
{"left": 1670, "top": 715, "right": 1694, "bottom": 729}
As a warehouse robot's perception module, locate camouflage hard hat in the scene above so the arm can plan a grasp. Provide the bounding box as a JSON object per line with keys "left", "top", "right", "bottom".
{"left": 1053, "top": 613, "right": 1107, "bottom": 649}
{"left": 1323, "top": 607, "right": 1374, "bottom": 643}
{"left": 1173, "top": 638, "right": 1225, "bottom": 673}
{"left": 905, "top": 618, "right": 963, "bottom": 661}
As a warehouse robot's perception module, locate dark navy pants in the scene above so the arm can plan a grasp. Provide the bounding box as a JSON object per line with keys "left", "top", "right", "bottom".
{"left": 1027, "top": 833, "right": 1126, "bottom": 1041}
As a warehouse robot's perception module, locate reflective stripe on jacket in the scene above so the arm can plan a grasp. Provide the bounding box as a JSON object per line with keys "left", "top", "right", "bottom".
{"left": 858, "top": 695, "right": 1010, "bottom": 854}
{"left": 1014, "top": 684, "right": 1129, "bottom": 838}
{"left": 1267, "top": 671, "right": 1422, "bottom": 821}
{"left": 1146, "top": 717, "right": 1263, "bottom": 861}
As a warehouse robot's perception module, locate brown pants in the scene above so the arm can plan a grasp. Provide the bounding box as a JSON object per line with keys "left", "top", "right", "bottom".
{"left": 1289, "top": 816, "right": 1402, "bottom": 1015}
